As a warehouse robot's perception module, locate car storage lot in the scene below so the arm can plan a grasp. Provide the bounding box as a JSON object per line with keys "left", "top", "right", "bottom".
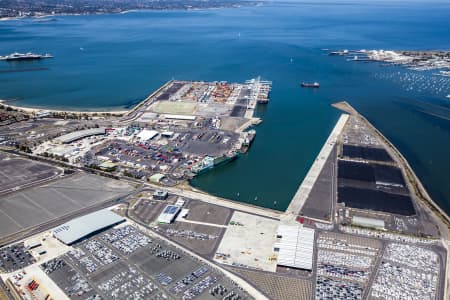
{"left": 0, "top": 173, "right": 133, "bottom": 240}
{"left": 43, "top": 224, "right": 251, "bottom": 300}
{"left": 157, "top": 222, "right": 224, "bottom": 257}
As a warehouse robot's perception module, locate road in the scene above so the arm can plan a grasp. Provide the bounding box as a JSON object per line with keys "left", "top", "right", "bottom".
{"left": 161, "top": 185, "right": 282, "bottom": 220}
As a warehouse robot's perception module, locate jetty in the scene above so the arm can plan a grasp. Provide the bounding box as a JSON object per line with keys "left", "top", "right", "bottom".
{"left": 283, "top": 113, "right": 349, "bottom": 224}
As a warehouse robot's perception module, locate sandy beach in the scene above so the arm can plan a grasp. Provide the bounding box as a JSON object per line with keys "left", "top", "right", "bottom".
{"left": 0, "top": 99, "right": 129, "bottom": 115}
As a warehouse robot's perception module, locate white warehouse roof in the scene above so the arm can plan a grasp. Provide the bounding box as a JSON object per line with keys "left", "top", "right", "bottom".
{"left": 53, "top": 209, "right": 125, "bottom": 245}
{"left": 352, "top": 216, "right": 385, "bottom": 230}
{"left": 54, "top": 128, "right": 106, "bottom": 144}
{"left": 274, "top": 225, "right": 315, "bottom": 270}
{"left": 157, "top": 205, "right": 180, "bottom": 224}
{"left": 137, "top": 129, "right": 159, "bottom": 141}
{"left": 163, "top": 114, "right": 196, "bottom": 121}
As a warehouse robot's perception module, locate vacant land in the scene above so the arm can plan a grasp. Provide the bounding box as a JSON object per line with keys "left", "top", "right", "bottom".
{"left": 185, "top": 200, "right": 232, "bottom": 225}
{"left": 0, "top": 156, "right": 62, "bottom": 193}
{"left": 0, "top": 173, "right": 132, "bottom": 240}
{"left": 150, "top": 100, "right": 197, "bottom": 115}
{"left": 215, "top": 211, "right": 279, "bottom": 272}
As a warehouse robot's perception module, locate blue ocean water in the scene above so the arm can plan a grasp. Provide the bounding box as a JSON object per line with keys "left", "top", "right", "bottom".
{"left": 1, "top": 1, "right": 450, "bottom": 213}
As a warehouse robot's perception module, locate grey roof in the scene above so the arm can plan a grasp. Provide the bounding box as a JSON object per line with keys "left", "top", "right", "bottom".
{"left": 53, "top": 209, "right": 124, "bottom": 245}
{"left": 55, "top": 128, "right": 106, "bottom": 144}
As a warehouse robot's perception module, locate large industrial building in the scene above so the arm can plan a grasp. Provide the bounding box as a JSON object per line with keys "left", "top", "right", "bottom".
{"left": 54, "top": 128, "right": 106, "bottom": 144}
{"left": 163, "top": 114, "right": 196, "bottom": 121}
{"left": 274, "top": 225, "right": 315, "bottom": 271}
{"left": 157, "top": 205, "right": 181, "bottom": 224}
{"left": 53, "top": 209, "right": 125, "bottom": 245}
{"left": 352, "top": 216, "right": 385, "bottom": 230}
{"left": 137, "top": 129, "right": 159, "bottom": 141}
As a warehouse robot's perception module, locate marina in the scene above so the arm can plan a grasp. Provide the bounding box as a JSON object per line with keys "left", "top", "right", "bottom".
{"left": 329, "top": 49, "right": 450, "bottom": 74}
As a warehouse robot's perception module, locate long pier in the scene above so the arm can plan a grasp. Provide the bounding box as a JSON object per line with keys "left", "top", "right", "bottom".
{"left": 282, "top": 114, "right": 349, "bottom": 224}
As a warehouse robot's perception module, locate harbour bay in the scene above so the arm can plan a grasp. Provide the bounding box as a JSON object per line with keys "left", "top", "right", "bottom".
{"left": 1, "top": 1, "right": 450, "bottom": 214}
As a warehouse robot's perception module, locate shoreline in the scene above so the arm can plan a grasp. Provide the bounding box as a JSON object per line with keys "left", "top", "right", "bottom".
{"left": 0, "top": 99, "right": 129, "bottom": 115}
{"left": 0, "top": 4, "right": 256, "bottom": 22}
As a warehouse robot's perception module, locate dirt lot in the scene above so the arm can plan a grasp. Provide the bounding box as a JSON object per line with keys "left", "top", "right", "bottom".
{"left": 185, "top": 200, "right": 232, "bottom": 225}
{"left": 0, "top": 156, "right": 61, "bottom": 192}
{"left": 132, "top": 199, "right": 168, "bottom": 224}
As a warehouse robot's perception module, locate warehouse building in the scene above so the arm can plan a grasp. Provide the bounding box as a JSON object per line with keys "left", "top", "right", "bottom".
{"left": 274, "top": 225, "right": 315, "bottom": 271}
{"left": 352, "top": 216, "right": 385, "bottom": 230}
{"left": 153, "top": 190, "right": 168, "bottom": 200}
{"left": 54, "top": 128, "right": 106, "bottom": 144}
{"left": 150, "top": 173, "right": 165, "bottom": 183}
{"left": 157, "top": 205, "right": 181, "bottom": 224}
{"left": 137, "top": 129, "right": 159, "bottom": 141}
{"left": 163, "top": 114, "right": 196, "bottom": 121}
{"left": 161, "top": 131, "right": 174, "bottom": 138}
{"left": 53, "top": 209, "right": 125, "bottom": 245}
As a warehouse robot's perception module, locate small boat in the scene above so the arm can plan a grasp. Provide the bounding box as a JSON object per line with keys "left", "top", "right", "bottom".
{"left": 0, "top": 52, "right": 53, "bottom": 61}
{"left": 447, "top": 94, "right": 450, "bottom": 98}
{"left": 301, "top": 82, "right": 320, "bottom": 88}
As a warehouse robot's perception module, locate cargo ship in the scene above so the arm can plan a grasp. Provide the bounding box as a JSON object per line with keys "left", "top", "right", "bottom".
{"left": 301, "top": 82, "right": 320, "bottom": 88}
{"left": 240, "top": 129, "right": 256, "bottom": 153}
{"left": 192, "top": 152, "right": 238, "bottom": 175}
{"left": 0, "top": 52, "right": 54, "bottom": 61}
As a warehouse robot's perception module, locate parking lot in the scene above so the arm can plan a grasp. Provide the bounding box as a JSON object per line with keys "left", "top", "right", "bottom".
{"left": 38, "top": 224, "right": 251, "bottom": 300}
{"left": 232, "top": 268, "right": 313, "bottom": 300}
{"left": 316, "top": 276, "right": 363, "bottom": 299}
{"left": 0, "top": 243, "right": 36, "bottom": 272}
{"left": 180, "top": 130, "right": 238, "bottom": 157}
{"left": 315, "top": 232, "right": 381, "bottom": 299}
{"left": 341, "top": 116, "right": 380, "bottom": 147}
{"left": 370, "top": 243, "right": 440, "bottom": 300}
{"left": 0, "top": 173, "right": 133, "bottom": 240}
{"left": 157, "top": 222, "right": 224, "bottom": 256}
{"left": 90, "top": 126, "right": 238, "bottom": 181}
{"left": 0, "top": 118, "right": 106, "bottom": 147}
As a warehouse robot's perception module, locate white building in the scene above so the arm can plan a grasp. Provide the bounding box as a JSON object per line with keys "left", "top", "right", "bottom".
{"left": 163, "top": 114, "right": 196, "bottom": 121}
{"left": 274, "top": 225, "right": 315, "bottom": 270}
{"left": 352, "top": 216, "right": 385, "bottom": 230}
{"left": 137, "top": 129, "right": 159, "bottom": 141}
{"left": 53, "top": 209, "right": 125, "bottom": 245}
{"left": 157, "top": 205, "right": 181, "bottom": 224}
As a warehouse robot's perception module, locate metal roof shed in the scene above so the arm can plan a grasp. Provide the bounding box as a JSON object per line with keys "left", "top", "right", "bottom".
{"left": 274, "top": 225, "right": 315, "bottom": 270}
{"left": 53, "top": 209, "right": 125, "bottom": 245}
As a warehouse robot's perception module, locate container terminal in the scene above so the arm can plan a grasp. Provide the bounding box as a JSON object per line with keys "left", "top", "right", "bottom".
{"left": 3, "top": 78, "right": 272, "bottom": 187}
{"left": 0, "top": 80, "right": 449, "bottom": 300}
